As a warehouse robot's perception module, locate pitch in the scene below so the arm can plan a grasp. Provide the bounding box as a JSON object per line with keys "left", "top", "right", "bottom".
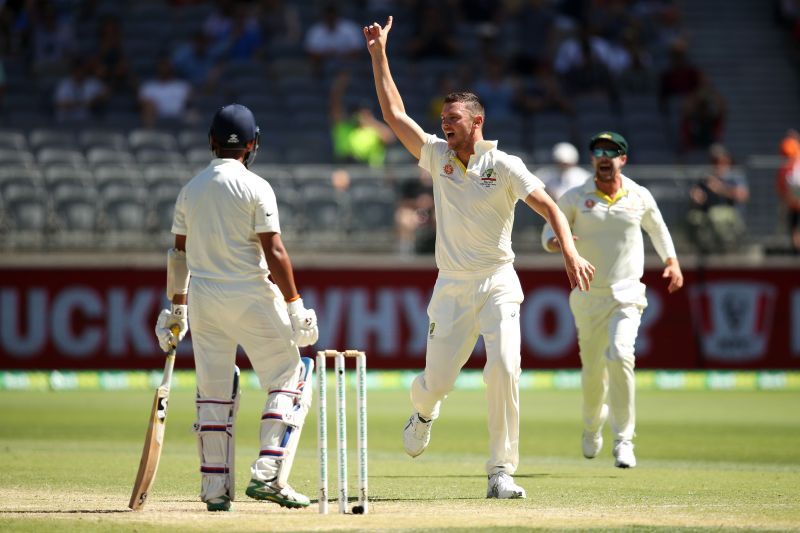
{"left": 1, "top": 384, "right": 798, "bottom": 531}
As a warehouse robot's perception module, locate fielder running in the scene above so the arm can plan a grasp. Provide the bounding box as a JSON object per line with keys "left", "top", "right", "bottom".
{"left": 364, "top": 17, "right": 595, "bottom": 498}
{"left": 542, "top": 131, "right": 684, "bottom": 468}
{"left": 154, "top": 104, "right": 319, "bottom": 511}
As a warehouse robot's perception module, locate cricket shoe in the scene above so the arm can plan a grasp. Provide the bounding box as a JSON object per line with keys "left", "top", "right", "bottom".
{"left": 486, "top": 472, "right": 526, "bottom": 499}
{"left": 613, "top": 439, "right": 637, "bottom": 468}
{"left": 582, "top": 403, "right": 609, "bottom": 459}
{"left": 205, "top": 495, "right": 231, "bottom": 512}
{"left": 245, "top": 478, "right": 310, "bottom": 508}
{"left": 403, "top": 413, "right": 432, "bottom": 457}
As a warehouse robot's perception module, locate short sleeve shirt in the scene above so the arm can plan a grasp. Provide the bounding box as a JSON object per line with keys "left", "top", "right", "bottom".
{"left": 172, "top": 158, "right": 280, "bottom": 281}
{"left": 418, "top": 135, "right": 543, "bottom": 273}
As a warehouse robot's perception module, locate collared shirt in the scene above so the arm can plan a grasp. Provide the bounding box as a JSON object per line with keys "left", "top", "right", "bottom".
{"left": 419, "top": 135, "right": 544, "bottom": 274}
{"left": 542, "top": 174, "right": 677, "bottom": 289}
{"left": 172, "top": 158, "right": 280, "bottom": 282}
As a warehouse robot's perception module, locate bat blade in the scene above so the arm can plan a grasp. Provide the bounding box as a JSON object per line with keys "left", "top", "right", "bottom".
{"left": 129, "top": 350, "right": 176, "bottom": 511}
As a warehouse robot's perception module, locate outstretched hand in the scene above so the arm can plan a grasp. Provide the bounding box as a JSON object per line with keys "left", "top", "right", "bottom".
{"left": 363, "top": 16, "right": 393, "bottom": 53}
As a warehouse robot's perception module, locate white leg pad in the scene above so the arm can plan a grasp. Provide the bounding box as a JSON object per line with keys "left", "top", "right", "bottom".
{"left": 195, "top": 367, "right": 240, "bottom": 501}
{"left": 251, "top": 358, "right": 313, "bottom": 488}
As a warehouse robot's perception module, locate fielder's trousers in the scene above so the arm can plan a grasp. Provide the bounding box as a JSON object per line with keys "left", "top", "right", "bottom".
{"left": 410, "top": 263, "right": 524, "bottom": 475}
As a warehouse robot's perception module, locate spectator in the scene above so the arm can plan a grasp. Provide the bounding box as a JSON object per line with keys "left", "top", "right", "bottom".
{"left": 516, "top": 62, "right": 574, "bottom": 116}
{"left": 407, "top": 2, "right": 460, "bottom": 60}
{"left": 53, "top": 57, "right": 108, "bottom": 122}
{"left": 509, "top": 0, "right": 557, "bottom": 75}
{"left": 87, "top": 15, "right": 136, "bottom": 95}
{"left": 473, "top": 55, "right": 518, "bottom": 120}
{"left": 776, "top": 129, "right": 800, "bottom": 253}
{"left": 304, "top": 3, "right": 362, "bottom": 76}
{"left": 553, "top": 24, "right": 618, "bottom": 104}
{"left": 686, "top": 144, "right": 749, "bottom": 253}
{"left": 172, "top": 31, "right": 225, "bottom": 91}
{"left": 29, "top": 0, "right": 75, "bottom": 76}
{"left": 224, "top": 3, "right": 264, "bottom": 61}
{"left": 138, "top": 57, "right": 192, "bottom": 127}
{"left": 394, "top": 168, "right": 435, "bottom": 256}
{"left": 658, "top": 38, "right": 701, "bottom": 114}
{"left": 329, "top": 70, "right": 395, "bottom": 167}
{"left": 534, "top": 142, "right": 591, "bottom": 200}
{"left": 258, "top": 0, "right": 301, "bottom": 49}
{"left": 679, "top": 73, "right": 726, "bottom": 153}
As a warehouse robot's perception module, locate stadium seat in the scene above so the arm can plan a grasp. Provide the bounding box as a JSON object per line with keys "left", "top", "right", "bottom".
{"left": 128, "top": 129, "right": 178, "bottom": 151}
{"left": 29, "top": 129, "right": 78, "bottom": 151}
{"left": 79, "top": 130, "right": 129, "bottom": 152}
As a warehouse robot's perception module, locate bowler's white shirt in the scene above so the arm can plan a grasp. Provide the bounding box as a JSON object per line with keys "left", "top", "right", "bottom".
{"left": 172, "top": 158, "right": 280, "bottom": 281}
{"left": 419, "top": 135, "right": 544, "bottom": 274}
{"left": 542, "top": 175, "right": 676, "bottom": 290}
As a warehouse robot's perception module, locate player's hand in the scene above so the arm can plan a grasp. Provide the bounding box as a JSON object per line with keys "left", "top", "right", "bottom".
{"left": 662, "top": 260, "right": 684, "bottom": 293}
{"left": 154, "top": 304, "right": 188, "bottom": 352}
{"left": 564, "top": 252, "right": 595, "bottom": 292}
{"left": 363, "top": 16, "right": 393, "bottom": 53}
{"left": 287, "top": 298, "right": 319, "bottom": 347}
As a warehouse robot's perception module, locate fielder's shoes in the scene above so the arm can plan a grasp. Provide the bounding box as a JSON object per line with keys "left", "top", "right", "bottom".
{"left": 245, "top": 478, "right": 310, "bottom": 508}
{"left": 205, "top": 495, "right": 231, "bottom": 512}
{"left": 403, "top": 413, "right": 432, "bottom": 457}
{"left": 582, "top": 403, "right": 609, "bottom": 459}
{"left": 613, "top": 439, "right": 637, "bottom": 469}
{"left": 486, "top": 471, "right": 527, "bottom": 499}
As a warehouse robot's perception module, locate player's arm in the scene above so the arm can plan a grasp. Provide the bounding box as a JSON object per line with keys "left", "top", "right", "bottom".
{"left": 258, "top": 232, "right": 300, "bottom": 301}
{"left": 364, "top": 16, "right": 426, "bottom": 159}
{"left": 171, "top": 234, "right": 188, "bottom": 305}
{"left": 259, "top": 231, "right": 319, "bottom": 346}
{"left": 526, "top": 188, "right": 594, "bottom": 291}
{"left": 640, "top": 188, "right": 683, "bottom": 293}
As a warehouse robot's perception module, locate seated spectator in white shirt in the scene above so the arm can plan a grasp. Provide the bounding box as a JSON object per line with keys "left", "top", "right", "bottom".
{"left": 304, "top": 3, "right": 362, "bottom": 75}
{"left": 139, "top": 58, "right": 192, "bottom": 127}
{"left": 534, "top": 142, "right": 591, "bottom": 201}
{"left": 54, "top": 58, "right": 108, "bottom": 122}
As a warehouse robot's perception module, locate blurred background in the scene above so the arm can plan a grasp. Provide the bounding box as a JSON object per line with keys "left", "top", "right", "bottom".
{"left": 0, "top": 0, "right": 799, "bottom": 376}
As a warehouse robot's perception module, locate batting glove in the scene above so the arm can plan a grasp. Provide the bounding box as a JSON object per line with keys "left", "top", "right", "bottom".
{"left": 154, "top": 304, "right": 189, "bottom": 352}
{"left": 287, "top": 298, "right": 319, "bottom": 347}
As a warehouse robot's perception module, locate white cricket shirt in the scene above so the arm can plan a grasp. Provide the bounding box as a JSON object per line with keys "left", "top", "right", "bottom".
{"left": 419, "top": 135, "right": 544, "bottom": 274}
{"left": 172, "top": 158, "right": 280, "bottom": 281}
{"left": 542, "top": 174, "right": 676, "bottom": 290}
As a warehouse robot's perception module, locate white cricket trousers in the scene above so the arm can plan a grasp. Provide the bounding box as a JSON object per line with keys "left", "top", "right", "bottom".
{"left": 569, "top": 285, "right": 646, "bottom": 442}
{"left": 188, "top": 276, "right": 302, "bottom": 478}
{"left": 410, "top": 263, "right": 524, "bottom": 475}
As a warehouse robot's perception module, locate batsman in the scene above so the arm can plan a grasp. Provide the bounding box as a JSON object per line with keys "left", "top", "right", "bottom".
{"left": 154, "top": 104, "right": 319, "bottom": 511}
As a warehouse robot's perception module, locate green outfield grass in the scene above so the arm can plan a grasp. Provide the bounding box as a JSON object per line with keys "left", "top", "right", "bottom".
{"left": 1, "top": 384, "right": 799, "bottom": 531}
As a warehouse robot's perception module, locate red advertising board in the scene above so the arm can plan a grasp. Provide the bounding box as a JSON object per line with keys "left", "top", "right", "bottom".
{"left": 1, "top": 266, "right": 798, "bottom": 370}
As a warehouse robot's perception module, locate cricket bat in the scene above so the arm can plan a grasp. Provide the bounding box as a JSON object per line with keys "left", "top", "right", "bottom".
{"left": 128, "top": 327, "right": 179, "bottom": 510}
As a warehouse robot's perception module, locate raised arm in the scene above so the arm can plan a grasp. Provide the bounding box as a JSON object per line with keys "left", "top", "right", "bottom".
{"left": 364, "top": 16, "right": 426, "bottom": 159}
{"left": 526, "top": 188, "right": 595, "bottom": 291}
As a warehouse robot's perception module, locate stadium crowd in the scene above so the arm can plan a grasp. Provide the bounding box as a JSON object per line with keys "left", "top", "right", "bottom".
{"left": 0, "top": 0, "right": 796, "bottom": 255}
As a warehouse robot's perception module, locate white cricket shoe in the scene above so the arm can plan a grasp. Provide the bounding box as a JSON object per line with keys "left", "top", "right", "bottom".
{"left": 486, "top": 472, "right": 526, "bottom": 499}
{"left": 403, "top": 413, "right": 432, "bottom": 457}
{"left": 613, "top": 439, "right": 637, "bottom": 468}
{"left": 582, "top": 403, "right": 609, "bottom": 459}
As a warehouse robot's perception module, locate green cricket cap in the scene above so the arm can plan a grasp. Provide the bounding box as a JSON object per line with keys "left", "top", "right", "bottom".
{"left": 589, "top": 131, "right": 628, "bottom": 154}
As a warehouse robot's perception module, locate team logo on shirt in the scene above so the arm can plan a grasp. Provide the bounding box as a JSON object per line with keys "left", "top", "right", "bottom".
{"left": 443, "top": 164, "right": 454, "bottom": 175}
{"left": 479, "top": 168, "right": 497, "bottom": 189}
{"left": 428, "top": 322, "right": 436, "bottom": 338}
{"left": 585, "top": 199, "right": 596, "bottom": 209}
